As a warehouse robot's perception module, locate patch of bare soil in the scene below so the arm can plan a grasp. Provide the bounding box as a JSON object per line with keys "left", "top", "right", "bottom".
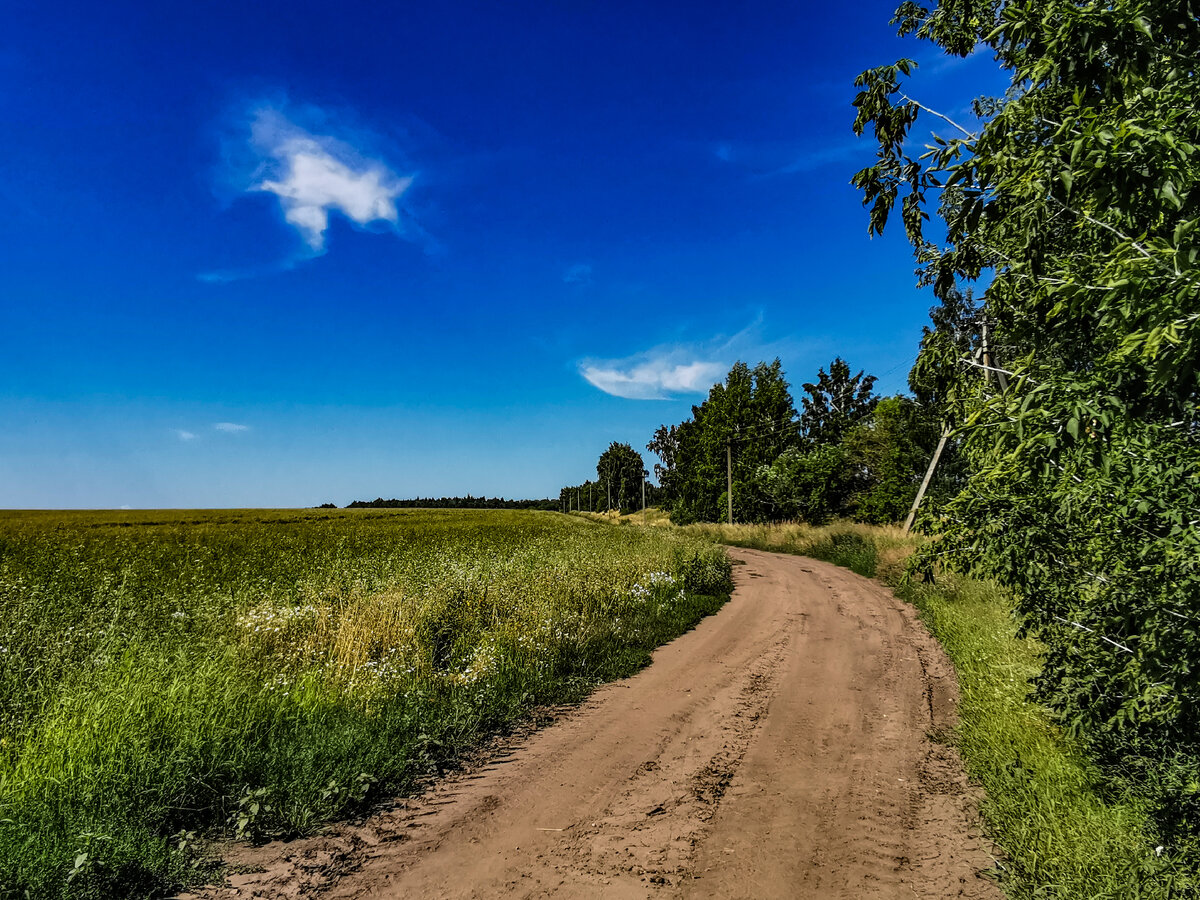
{"left": 182, "top": 548, "right": 1001, "bottom": 899}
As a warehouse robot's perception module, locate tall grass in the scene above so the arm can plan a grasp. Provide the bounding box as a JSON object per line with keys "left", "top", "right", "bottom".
{"left": 694, "top": 520, "right": 1192, "bottom": 898}
{"left": 0, "top": 509, "right": 731, "bottom": 899}
{"left": 683, "top": 520, "right": 915, "bottom": 580}
{"left": 571, "top": 507, "right": 675, "bottom": 527}
{"left": 905, "top": 575, "right": 1190, "bottom": 898}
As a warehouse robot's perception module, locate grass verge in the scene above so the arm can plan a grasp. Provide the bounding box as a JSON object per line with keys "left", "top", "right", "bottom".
{"left": 689, "top": 520, "right": 1192, "bottom": 899}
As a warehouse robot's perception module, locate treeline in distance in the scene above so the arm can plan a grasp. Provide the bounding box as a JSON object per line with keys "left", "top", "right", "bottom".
{"left": 345, "top": 496, "right": 560, "bottom": 511}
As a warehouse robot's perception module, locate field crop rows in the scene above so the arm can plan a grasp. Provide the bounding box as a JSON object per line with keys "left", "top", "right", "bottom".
{"left": 0, "top": 509, "right": 731, "bottom": 899}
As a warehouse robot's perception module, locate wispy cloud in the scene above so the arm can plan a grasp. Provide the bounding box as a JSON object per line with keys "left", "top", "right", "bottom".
{"left": 919, "top": 44, "right": 988, "bottom": 78}
{"left": 765, "top": 141, "right": 867, "bottom": 176}
{"left": 563, "top": 263, "right": 593, "bottom": 285}
{"left": 580, "top": 356, "right": 727, "bottom": 400}
{"left": 214, "top": 422, "right": 250, "bottom": 433}
{"left": 581, "top": 323, "right": 745, "bottom": 400}
{"left": 579, "top": 317, "right": 814, "bottom": 401}
{"left": 175, "top": 429, "right": 197, "bottom": 441}
{"left": 197, "top": 257, "right": 304, "bottom": 284}
{"left": 707, "top": 138, "right": 864, "bottom": 178}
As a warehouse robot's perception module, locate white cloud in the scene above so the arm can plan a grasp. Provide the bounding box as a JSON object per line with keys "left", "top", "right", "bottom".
{"left": 246, "top": 107, "right": 413, "bottom": 253}
{"left": 579, "top": 317, "right": 813, "bottom": 401}
{"left": 175, "top": 429, "right": 197, "bottom": 441}
{"left": 214, "top": 422, "right": 250, "bottom": 433}
{"left": 563, "top": 263, "right": 593, "bottom": 285}
{"left": 581, "top": 358, "right": 727, "bottom": 400}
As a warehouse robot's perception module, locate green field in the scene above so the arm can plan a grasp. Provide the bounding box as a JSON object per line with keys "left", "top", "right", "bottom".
{"left": 0, "top": 509, "right": 731, "bottom": 899}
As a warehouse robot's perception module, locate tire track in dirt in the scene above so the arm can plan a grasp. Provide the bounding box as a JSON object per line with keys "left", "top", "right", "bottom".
{"left": 186, "top": 549, "right": 1001, "bottom": 899}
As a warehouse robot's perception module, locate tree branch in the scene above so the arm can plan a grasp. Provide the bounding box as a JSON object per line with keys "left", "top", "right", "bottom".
{"left": 899, "top": 93, "right": 978, "bottom": 139}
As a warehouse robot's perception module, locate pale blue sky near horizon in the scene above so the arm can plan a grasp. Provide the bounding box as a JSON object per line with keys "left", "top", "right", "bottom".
{"left": 0, "top": 0, "right": 1006, "bottom": 508}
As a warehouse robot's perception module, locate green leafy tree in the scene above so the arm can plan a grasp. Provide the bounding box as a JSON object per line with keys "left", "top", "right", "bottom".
{"left": 647, "top": 424, "right": 680, "bottom": 502}
{"left": 596, "top": 442, "right": 646, "bottom": 513}
{"left": 653, "top": 360, "right": 798, "bottom": 524}
{"left": 842, "top": 395, "right": 940, "bottom": 523}
{"left": 747, "top": 444, "right": 853, "bottom": 525}
{"left": 908, "top": 286, "right": 982, "bottom": 413}
{"left": 853, "top": 0, "right": 1200, "bottom": 842}
{"left": 748, "top": 395, "right": 939, "bottom": 525}
{"left": 799, "top": 358, "right": 879, "bottom": 446}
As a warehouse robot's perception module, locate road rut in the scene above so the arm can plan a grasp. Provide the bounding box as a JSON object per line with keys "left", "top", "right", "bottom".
{"left": 192, "top": 548, "right": 1001, "bottom": 899}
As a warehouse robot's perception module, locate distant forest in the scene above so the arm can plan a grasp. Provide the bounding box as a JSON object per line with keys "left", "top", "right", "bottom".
{"left": 344, "top": 496, "right": 559, "bottom": 511}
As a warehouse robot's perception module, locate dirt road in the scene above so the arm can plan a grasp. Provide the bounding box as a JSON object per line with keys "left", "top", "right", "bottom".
{"left": 194, "top": 548, "right": 1001, "bottom": 899}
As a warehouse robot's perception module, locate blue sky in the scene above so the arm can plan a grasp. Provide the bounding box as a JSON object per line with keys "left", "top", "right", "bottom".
{"left": 0, "top": 0, "right": 1006, "bottom": 508}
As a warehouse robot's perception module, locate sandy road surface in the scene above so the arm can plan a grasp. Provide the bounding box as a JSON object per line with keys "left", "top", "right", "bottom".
{"left": 191, "top": 549, "right": 1001, "bottom": 899}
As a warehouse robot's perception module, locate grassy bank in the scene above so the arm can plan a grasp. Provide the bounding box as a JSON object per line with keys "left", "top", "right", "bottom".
{"left": 690, "top": 520, "right": 1190, "bottom": 899}
{"left": 571, "top": 507, "right": 674, "bottom": 527}
{"left": 0, "top": 509, "right": 731, "bottom": 899}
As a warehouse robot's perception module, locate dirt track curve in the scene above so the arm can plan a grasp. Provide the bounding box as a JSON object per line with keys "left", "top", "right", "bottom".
{"left": 190, "top": 548, "right": 1002, "bottom": 899}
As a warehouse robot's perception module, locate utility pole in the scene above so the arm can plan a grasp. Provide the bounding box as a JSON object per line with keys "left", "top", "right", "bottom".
{"left": 589, "top": 482, "right": 592, "bottom": 511}
{"left": 903, "top": 424, "right": 950, "bottom": 533}
{"left": 726, "top": 441, "right": 734, "bottom": 525}
{"left": 905, "top": 314, "right": 1009, "bottom": 533}
{"left": 642, "top": 476, "right": 647, "bottom": 525}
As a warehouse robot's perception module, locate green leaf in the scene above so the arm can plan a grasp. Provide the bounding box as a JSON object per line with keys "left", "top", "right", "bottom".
{"left": 1161, "top": 180, "right": 1182, "bottom": 209}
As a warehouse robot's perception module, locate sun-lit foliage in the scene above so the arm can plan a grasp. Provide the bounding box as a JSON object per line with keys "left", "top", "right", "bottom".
{"left": 853, "top": 0, "right": 1200, "bottom": 856}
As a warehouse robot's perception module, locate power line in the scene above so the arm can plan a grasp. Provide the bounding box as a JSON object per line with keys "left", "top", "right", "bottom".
{"left": 727, "top": 419, "right": 805, "bottom": 446}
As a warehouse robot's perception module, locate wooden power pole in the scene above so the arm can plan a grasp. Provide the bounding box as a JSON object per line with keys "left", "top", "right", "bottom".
{"left": 904, "top": 314, "right": 1009, "bottom": 533}
{"left": 726, "top": 441, "right": 734, "bottom": 525}
{"left": 903, "top": 425, "right": 950, "bottom": 533}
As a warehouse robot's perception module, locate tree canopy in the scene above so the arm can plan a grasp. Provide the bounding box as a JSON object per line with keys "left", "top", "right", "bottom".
{"left": 799, "top": 357, "right": 879, "bottom": 446}
{"left": 596, "top": 442, "right": 647, "bottom": 513}
{"left": 853, "top": 0, "right": 1200, "bottom": 840}
{"left": 652, "top": 359, "right": 799, "bottom": 524}
{"left": 643, "top": 357, "right": 942, "bottom": 526}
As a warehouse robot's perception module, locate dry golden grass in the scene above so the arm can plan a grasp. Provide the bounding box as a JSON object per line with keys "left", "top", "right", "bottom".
{"left": 572, "top": 507, "right": 674, "bottom": 527}
{"left": 676, "top": 520, "right": 917, "bottom": 581}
